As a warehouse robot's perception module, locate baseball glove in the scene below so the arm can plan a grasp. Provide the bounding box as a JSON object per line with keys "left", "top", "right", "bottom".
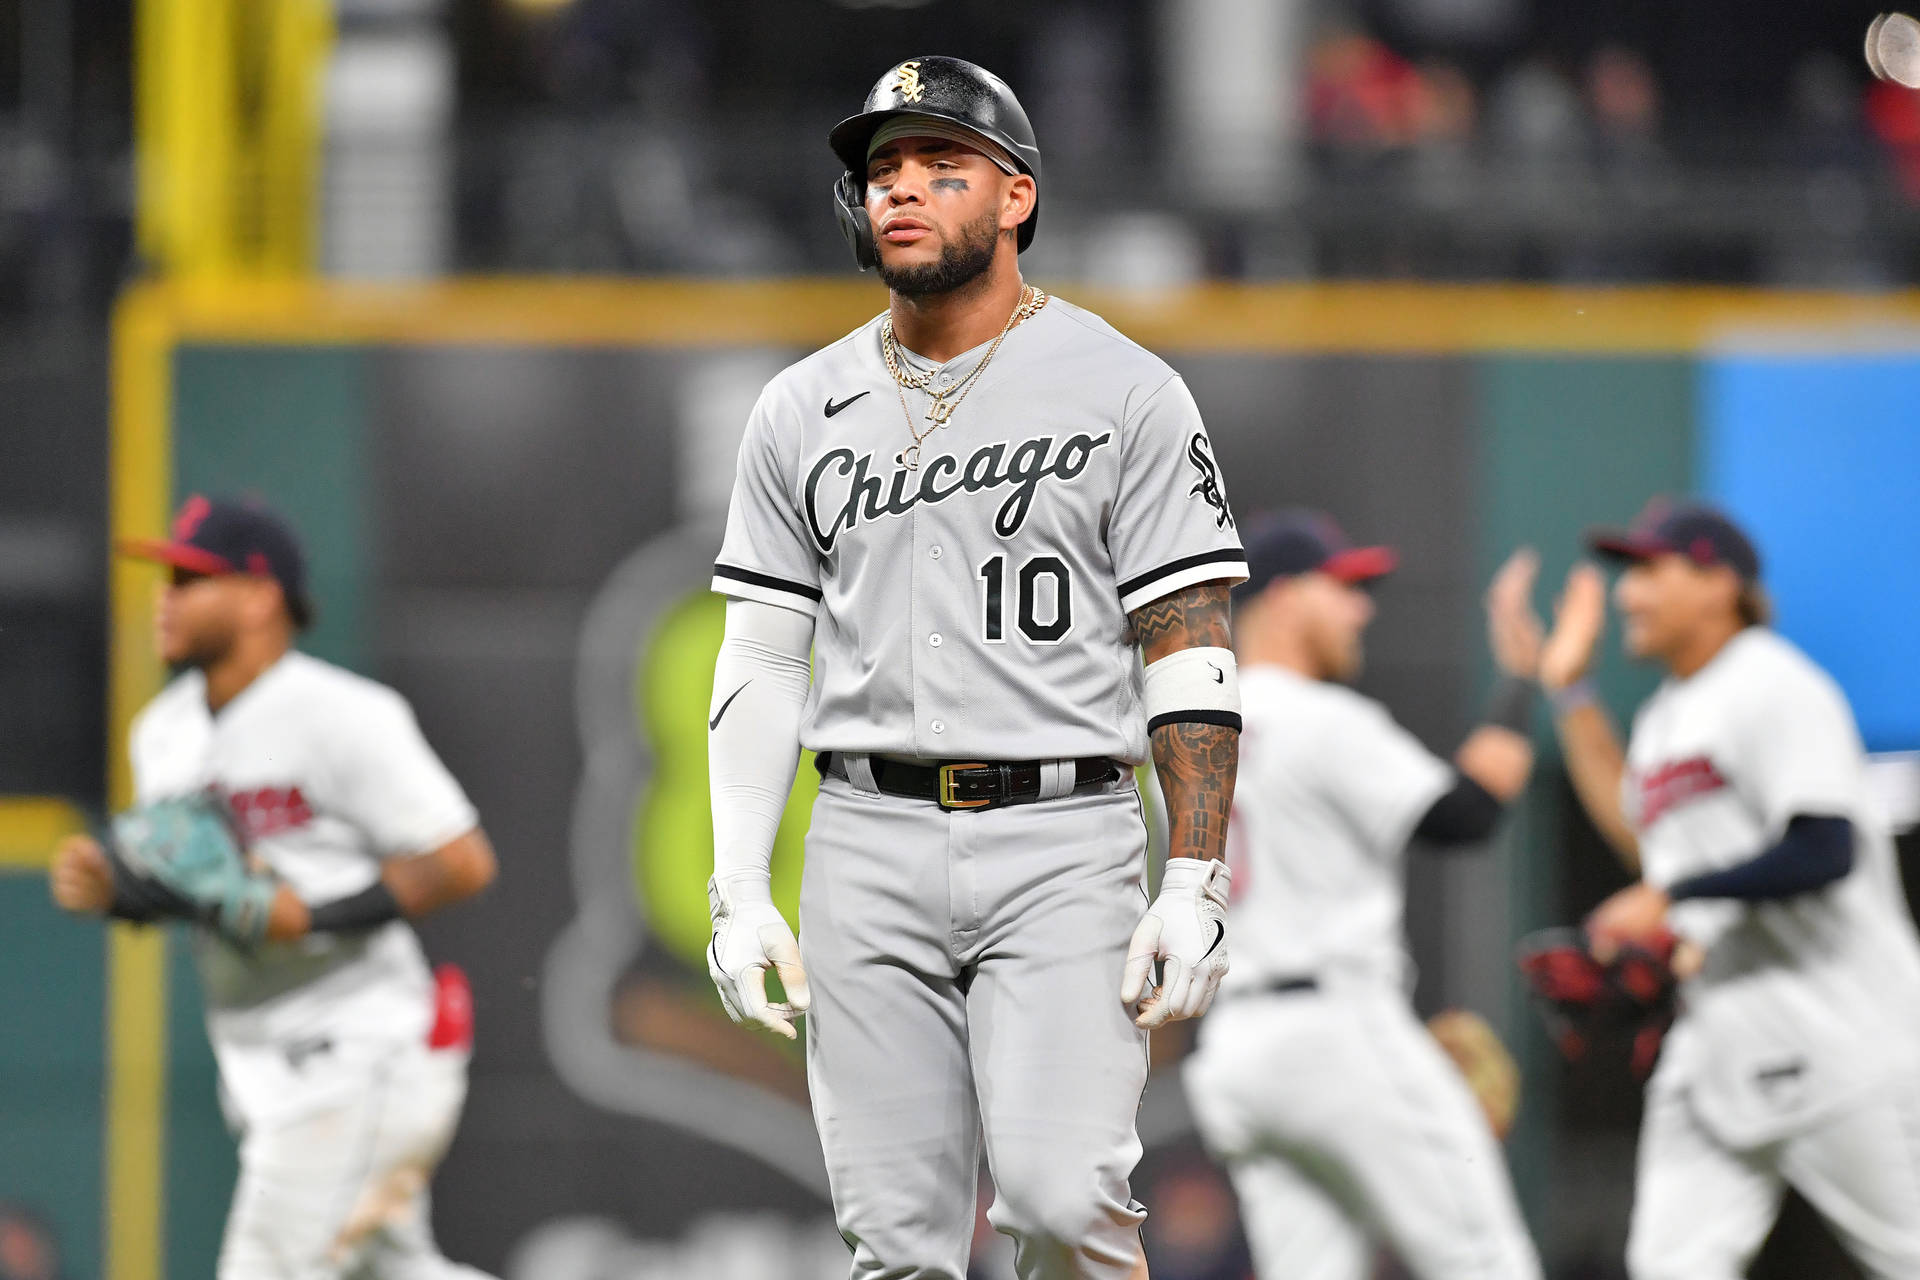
{"left": 1516, "top": 926, "right": 1677, "bottom": 1079}
{"left": 1427, "top": 1008, "right": 1521, "bottom": 1140}
{"left": 108, "top": 794, "right": 277, "bottom": 949}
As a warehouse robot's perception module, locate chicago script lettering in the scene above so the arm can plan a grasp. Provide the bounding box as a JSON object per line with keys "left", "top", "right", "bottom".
{"left": 805, "top": 432, "right": 1112, "bottom": 551}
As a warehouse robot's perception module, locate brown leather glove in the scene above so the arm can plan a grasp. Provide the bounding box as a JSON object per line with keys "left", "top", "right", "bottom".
{"left": 1428, "top": 1008, "right": 1521, "bottom": 1141}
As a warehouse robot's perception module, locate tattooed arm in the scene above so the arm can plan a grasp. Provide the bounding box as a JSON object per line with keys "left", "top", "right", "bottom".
{"left": 1129, "top": 581, "right": 1238, "bottom": 865}
{"left": 1119, "top": 580, "right": 1240, "bottom": 1028}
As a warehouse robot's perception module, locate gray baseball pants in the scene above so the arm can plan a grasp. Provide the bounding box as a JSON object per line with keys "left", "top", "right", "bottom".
{"left": 800, "top": 765, "right": 1152, "bottom": 1280}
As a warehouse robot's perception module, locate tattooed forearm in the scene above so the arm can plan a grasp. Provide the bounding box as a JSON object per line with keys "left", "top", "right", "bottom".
{"left": 1128, "top": 581, "right": 1232, "bottom": 662}
{"left": 1130, "top": 580, "right": 1238, "bottom": 862}
{"left": 1153, "top": 719, "right": 1237, "bottom": 862}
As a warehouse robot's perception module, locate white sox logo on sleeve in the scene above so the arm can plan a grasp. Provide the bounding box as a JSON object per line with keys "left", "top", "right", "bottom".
{"left": 1186, "top": 433, "right": 1233, "bottom": 530}
{"left": 804, "top": 432, "right": 1113, "bottom": 552}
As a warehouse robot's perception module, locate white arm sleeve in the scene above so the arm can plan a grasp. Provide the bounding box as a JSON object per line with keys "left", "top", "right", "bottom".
{"left": 709, "top": 597, "right": 815, "bottom": 887}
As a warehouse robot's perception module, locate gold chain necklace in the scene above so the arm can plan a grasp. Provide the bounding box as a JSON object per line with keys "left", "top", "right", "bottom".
{"left": 882, "top": 284, "right": 1048, "bottom": 470}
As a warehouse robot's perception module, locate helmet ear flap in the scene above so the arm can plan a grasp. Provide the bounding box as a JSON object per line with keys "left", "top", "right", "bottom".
{"left": 833, "top": 172, "right": 877, "bottom": 272}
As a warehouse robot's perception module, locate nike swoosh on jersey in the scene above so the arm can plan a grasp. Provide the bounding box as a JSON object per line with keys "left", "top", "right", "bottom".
{"left": 1207, "top": 662, "right": 1224, "bottom": 683}
{"left": 1201, "top": 920, "right": 1225, "bottom": 961}
{"left": 824, "top": 391, "right": 871, "bottom": 418}
{"left": 709, "top": 681, "right": 751, "bottom": 730}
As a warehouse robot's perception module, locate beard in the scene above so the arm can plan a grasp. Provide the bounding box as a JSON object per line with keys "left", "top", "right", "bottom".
{"left": 878, "top": 208, "right": 1001, "bottom": 296}
{"left": 1316, "top": 627, "right": 1365, "bottom": 683}
{"left": 167, "top": 619, "right": 238, "bottom": 670}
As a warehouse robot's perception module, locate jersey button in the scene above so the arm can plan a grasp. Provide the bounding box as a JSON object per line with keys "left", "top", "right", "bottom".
{"left": 929, "top": 545, "right": 942, "bottom": 560}
{"left": 931, "top": 719, "right": 946, "bottom": 734}
{"left": 929, "top": 633, "right": 943, "bottom": 648}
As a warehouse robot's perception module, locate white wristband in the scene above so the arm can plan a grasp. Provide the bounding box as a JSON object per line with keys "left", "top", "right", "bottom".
{"left": 1141, "top": 646, "right": 1241, "bottom": 734}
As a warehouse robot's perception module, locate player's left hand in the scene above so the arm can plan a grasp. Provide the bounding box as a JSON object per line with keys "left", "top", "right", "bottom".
{"left": 1585, "top": 881, "right": 1671, "bottom": 962}
{"left": 1122, "top": 857, "right": 1231, "bottom": 1029}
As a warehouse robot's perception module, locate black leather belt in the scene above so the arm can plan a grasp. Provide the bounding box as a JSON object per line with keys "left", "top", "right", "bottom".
{"left": 817, "top": 752, "right": 1123, "bottom": 811}
{"left": 1226, "top": 976, "right": 1318, "bottom": 1000}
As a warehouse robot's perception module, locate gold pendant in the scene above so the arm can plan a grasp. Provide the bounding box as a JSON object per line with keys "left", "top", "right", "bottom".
{"left": 925, "top": 398, "right": 955, "bottom": 427}
{"left": 898, "top": 444, "right": 921, "bottom": 471}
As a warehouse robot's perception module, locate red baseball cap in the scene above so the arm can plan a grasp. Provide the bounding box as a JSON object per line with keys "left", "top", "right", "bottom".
{"left": 120, "top": 495, "right": 313, "bottom": 628}
{"left": 1233, "top": 509, "right": 1398, "bottom": 601}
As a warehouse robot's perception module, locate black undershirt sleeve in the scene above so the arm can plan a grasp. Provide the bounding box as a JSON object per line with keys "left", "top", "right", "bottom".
{"left": 1412, "top": 772, "right": 1504, "bottom": 847}
{"left": 1668, "top": 815, "right": 1854, "bottom": 903}
{"left": 306, "top": 881, "right": 405, "bottom": 933}
{"left": 104, "top": 842, "right": 195, "bottom": 923}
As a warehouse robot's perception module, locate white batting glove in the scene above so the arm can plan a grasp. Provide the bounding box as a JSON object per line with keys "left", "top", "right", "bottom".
{"left": 707, "top": 873, "right": 810, "bottom": 1040}
{"left": 1120, "top": 857, "right": 1231, "bottom": 1029}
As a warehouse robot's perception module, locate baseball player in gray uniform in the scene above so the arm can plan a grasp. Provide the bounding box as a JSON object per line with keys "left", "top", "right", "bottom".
{"left": 703, "top": 56, "right": 1247, "bottom": 1280}
{"left": 1182, "top": 512, "right": 1543, "bottom": 1280}
{"left": 1534, "top": 502, "right": 1920, "bottom": 1279}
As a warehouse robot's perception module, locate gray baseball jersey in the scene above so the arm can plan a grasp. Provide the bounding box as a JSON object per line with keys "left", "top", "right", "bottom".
{"left": 712, "top": 297, "right": 1247, "bottom": 764}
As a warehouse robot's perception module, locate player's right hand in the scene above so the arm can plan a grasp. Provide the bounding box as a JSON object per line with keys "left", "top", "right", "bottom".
{"left": 706, "top": 873, "right": 810, "bottom": 1040}
{"left": 1539, "top": 563, "right": 1608, "bottom": 692}
{"left": 49, "top": 835, "right": 113, "bottom": 915}
{"left": 1485, "top": 548, "right": 1543, "bottom": 679}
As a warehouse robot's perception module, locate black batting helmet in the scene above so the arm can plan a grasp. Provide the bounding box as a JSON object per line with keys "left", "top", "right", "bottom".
{"left": 829, "top": 56, "right": 1041, "bottom": 271}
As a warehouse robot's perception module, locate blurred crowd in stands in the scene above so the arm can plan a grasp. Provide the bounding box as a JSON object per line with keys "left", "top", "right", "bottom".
{"left": 4, "top": 0, "right": 1920, "bottom": 328}
{"left": 452, "top": 2, "right": 1920, "bottom": 285}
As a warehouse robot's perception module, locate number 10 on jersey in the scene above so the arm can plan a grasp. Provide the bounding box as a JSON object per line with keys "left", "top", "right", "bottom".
{"left": 978, "top": 554, "right": 1073, "bottom": 645}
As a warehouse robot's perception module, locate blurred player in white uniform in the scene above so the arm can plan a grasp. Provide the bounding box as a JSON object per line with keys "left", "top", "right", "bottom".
{"left": 49, "top": 496, "right": 500, "bottom": 1280}
{"left": 1535, "top": 502, "right": 1920, "bottom": 1280}
{"left": 1182, "top": 512, "right": 1543, "bottom": 1280}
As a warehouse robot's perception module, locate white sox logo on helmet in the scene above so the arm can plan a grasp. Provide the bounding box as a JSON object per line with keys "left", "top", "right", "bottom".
{"left": 894, "top": 61, "right": 925, "bottom": 103}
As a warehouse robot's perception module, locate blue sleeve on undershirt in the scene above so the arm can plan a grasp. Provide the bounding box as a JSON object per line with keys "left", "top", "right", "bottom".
{"left": 1668, "top": 815, "right": 1854, "bottom": 903}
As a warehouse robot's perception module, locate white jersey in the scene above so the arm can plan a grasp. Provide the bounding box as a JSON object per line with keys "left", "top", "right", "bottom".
{"left": 1222, "top": 666, "right": 1452, "bottom": 993}
{"left": 130, "top": 652, "right": 477, "bottom": 1115}
{"left": 1625, "top": 627, "right": 1920, "bottom": 1145}
{"left": 712, "top": 297, "right": 1247, "bottom": 765}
